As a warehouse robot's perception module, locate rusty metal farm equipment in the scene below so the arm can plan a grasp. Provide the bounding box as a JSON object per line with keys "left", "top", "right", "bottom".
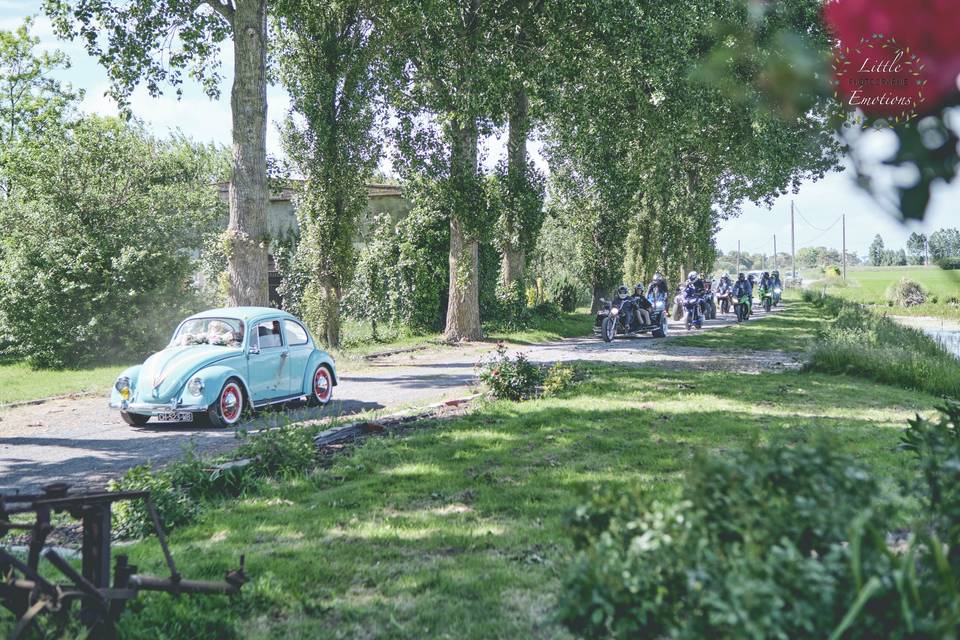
{"left": 0, "top": 483, "right": 245, "bottom": 639}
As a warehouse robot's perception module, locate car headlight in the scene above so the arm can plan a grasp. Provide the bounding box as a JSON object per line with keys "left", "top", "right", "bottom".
{"left": 187, "top": 377, "right": 204, "bottom": 396}
{"left": 115, "top": 376, "right": 130, "bottom": 400}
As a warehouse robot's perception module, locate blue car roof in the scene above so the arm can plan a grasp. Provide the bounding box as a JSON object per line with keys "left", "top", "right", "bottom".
{"left": 188, "top": 307, "right": 297, "bottom": 323}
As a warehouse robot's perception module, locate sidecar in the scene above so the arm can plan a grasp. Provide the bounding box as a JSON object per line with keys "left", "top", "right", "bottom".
{"left": 593, "top": 293, "right": 670, "bottom": 341}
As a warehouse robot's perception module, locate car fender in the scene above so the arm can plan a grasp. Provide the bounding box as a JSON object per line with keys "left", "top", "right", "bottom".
{"left": 110, "top": 364, "right": 143, "bottom": 405}
{"left": 298, "top": 350, "right": 338, "bottom": 396}
{"left": 178, "top": 365, "right": 252, "bottom": 408}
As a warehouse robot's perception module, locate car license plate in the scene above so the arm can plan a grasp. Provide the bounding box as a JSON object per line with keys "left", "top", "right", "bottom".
{"left": 157, "top": 411, "right": 193, "bottom": 423}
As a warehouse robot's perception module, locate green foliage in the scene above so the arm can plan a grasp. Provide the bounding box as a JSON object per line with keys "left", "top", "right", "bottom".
{"left": 0, "top": 17, "right": 80, "bottom": 195}
{"left": 561, "top": 438, "right": 891, "bottom": 639}
{"left": 886, "top": 278, "right": 927, "bottom": 307}
{"left": 929, "top": 229, "right": 960, "bottom": 260}
{"left": 492, "top": 278, "right": 529, "bottom": 329}
{"left": 476, "top": 342, "right": 543, "bottom": 401}
{"left": 549, "top": 275, "right": 579, "bottom": 312}
{"left": 0, "top": 116, "right": 227, "bottom": 367}
{"left": 936, "top": 257, "right": 960, "bottom": 270}
{"left": 803, "top": 290, "right": 960, "bottom": 399}
{"left": 108, "top": 464, "right": 202, "bottom": 540}
{"left": 542, "top": 362, "right": 576, "bottom": 397}
{"left": 236, "top": 420, "right": 323, "bottom": 478}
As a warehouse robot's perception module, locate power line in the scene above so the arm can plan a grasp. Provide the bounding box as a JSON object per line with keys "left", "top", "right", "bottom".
{"left": 793, "top": 204, "right": 842, "bottom": 234}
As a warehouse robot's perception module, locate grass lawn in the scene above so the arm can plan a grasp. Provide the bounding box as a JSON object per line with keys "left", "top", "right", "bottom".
{"left": 668, "top": 298, "right": 826, "bottom": 351}
{"left": 818, "top": 265, "right": 960, "bottom": 319}
{"left": 114, "top": 364, "right": 936, "bottom": 639}
{"left": 334, "top": 309, "right": 594, "bottom": 360}
{"left": 0, "top": 357, "right": 129, "bottom": 405}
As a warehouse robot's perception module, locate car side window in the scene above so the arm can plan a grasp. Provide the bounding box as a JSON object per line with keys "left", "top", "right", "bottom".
{"left": 284, "top": 320, "right": 309, "bottom": 346}
{"left": 255, "top": 320, "right": 284, "bottom": 349}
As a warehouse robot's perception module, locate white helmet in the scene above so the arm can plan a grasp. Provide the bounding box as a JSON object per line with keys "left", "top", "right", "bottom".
{"left": 687, "top": 271, "right": 698, "bottom": 282}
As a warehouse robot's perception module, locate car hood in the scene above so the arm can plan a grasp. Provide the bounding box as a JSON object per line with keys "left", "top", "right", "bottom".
{"left": 136, "top": 345, "right": 240, "bottom": 403}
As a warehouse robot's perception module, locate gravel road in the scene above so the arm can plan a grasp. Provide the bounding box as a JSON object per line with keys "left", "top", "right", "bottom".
{"left": 0, "top": 308, "right": 797, "bottom": 492}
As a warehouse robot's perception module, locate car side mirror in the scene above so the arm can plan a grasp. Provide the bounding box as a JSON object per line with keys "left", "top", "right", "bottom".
{"left": 249, "top": 344, "right": 260, "bottom": 355}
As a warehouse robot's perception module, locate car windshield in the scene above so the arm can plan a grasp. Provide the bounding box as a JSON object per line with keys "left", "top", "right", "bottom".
{"left": 171, "top": 318, "right": 244, "bottom": 348}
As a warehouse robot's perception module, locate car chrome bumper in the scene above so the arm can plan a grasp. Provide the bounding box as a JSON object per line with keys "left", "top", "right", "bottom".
{"left": 110, "top": 400, "right": 207, "bottom": 415}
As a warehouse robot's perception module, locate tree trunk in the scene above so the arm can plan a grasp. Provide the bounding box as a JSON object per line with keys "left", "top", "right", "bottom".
{"left": 226, "top": 0, "right": 269, "bottom": 307}
{"left": 444, "top": 118, "right": 482, "bottom": 342}
{"left": 500, "top": 86, "right": 529, "bottom": 289}
{"left": 323, "top": 280, "right": 341, "bottom": 348}
{"left": 591, "top": 283, "right": 606, "bottom": 314}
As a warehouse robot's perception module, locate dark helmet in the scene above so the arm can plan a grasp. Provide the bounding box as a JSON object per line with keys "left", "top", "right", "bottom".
{"left": 762, "top": 271, "right": 770, "bottom": 279}
{"left": 617, "top": 285, "right": 629, "bottom": 298}
{"left": 748, "top": 274, "right": 756, "bottom": 282}
{"left": 634, "top": 283, "right": 645, "bottom": 296}
{"left": 737, "top": 272, "right": 746, "bottom": 280}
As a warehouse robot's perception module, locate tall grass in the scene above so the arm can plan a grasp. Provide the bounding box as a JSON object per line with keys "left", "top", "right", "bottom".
{"left": 803, "top": 289, "right": 960, "bottom": 399}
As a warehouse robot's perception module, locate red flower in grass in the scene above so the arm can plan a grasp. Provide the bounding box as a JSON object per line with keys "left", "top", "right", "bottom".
{"left": 824, "top": 0, "right": 960, "bottom": 117}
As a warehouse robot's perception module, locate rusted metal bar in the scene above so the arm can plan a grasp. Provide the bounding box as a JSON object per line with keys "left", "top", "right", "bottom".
{"left": 0, "top": 484, "right": 245, "bottom": 637}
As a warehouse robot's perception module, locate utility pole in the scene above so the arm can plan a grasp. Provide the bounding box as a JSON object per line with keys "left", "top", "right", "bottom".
{"left": 925, "top": 237, "right": 930, "bottom": 266}
{"left": 737, "top": 240, "right": 741, "bottom": 274}
{"left": 790, "top": 201, "right": 796, "bottom": 281}
{"left": 842, "top": 214, "right": 847, "bottom": 280}
{"left": 773, "top": 235, "right": 778, "bottom": 271}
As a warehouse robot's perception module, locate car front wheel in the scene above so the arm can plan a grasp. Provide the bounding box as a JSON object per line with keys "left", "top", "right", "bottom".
{"left": 307, "top": 365, "right": 334, "bottom": 407}
{"left": 208, "top": 379, "right": 244, "bottom": 428}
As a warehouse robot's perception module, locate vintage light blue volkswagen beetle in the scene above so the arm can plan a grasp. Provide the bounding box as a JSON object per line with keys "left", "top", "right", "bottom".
{"left": 109, "top": 307, "right": 338, "bottom": 427}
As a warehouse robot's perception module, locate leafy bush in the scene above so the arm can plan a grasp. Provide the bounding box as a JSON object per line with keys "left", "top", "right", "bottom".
{"left": 562, "top": 405, "right": 960, "bottom": 639}
{"left": 0, "top": 117, "right": 226, "bottom": 367}
{"left": 542, "top": 362, "right": 576, "bottom": 396}
{"left": 476, "top": 342, "right": 543, "bottom": 400}
{"left": 824, "top": 265, "right": 842, "bottom": 278}
{"left": 109, "top": 464, "right": 202, "bottom": 539}
{"left": 236, "top": 419, "right": 324, "bottom": 478}
{"left": 549, "top": 275, "right": 579, "bottom": 312}
{"left": 886, "top": 278, "right": 927, "bottom": 307}
{"left": 493, "top": 278, "right": 530, "bottom": 329}
{"left": 936, "top": 256, "right": 960, "bottom": 270}
{"left": 561, "top": 438, "right": 892, "bottom": 639}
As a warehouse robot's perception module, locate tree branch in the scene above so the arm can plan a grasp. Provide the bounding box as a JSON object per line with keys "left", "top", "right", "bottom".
{"left": 204, "top": 0, "right": 236, "bottom": 28}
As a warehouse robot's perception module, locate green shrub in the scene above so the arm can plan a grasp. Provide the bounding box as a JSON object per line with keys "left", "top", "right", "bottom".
{"left": 936, "top": 256, "right": 960, "bottom": 270}
{"left": 549, "top": 275, "right": 579, "bottom": 312}
{"left": 476, "top": 342, "right": 543, "bottom": 400}
{"left": 109, "top": 464, "right": 202, "bottom": 539}
{"left": 561, "top": 438, "right": 893, "bottom": 639}
{"left": 542, "top": 362, "right": 576, "bottom": 396}
{"left": 824, "top": 265, "right": 842, "bottom": 278}
{"left": 236, "top": 419, "right": 323, "bottom": 478}
{"left": 886, "top": 278, "right": 927, "bottom": 307}
{"left": 0, "top": 116, "right": 226, "bottom": 368}
{"left": 492, "top": 278, "right": 530, "bottom": 329}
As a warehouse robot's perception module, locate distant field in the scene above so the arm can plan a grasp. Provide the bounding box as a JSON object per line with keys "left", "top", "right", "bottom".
{"left": 818, "top": 266, "right": 960, "bottom": 319}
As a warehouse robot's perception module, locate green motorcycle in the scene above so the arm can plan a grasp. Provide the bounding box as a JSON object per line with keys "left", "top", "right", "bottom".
{"left": 759, "top": 285, "right": 773, "bottom": 312}
{"left": 735, "top": 292, "right": 752, "bottom": 322}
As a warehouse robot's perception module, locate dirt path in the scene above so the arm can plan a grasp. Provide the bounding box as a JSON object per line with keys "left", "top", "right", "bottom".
{"left": 0, "top": 307, "right": 796, "bottom": 492}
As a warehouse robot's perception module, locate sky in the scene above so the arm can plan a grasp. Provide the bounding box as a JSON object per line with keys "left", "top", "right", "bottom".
{"left": 3, "top": 2, "right": 957, "bottom": 258}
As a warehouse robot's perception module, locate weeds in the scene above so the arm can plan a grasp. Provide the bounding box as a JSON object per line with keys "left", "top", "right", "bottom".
{"left": 803, "top": 289, "right": 960, "bottom": 399}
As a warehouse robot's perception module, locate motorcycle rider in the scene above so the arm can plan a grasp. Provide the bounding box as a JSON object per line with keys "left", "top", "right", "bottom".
{"left": 646, "top": 272, "right": 670, "bottom": 298}
{"left": 633, "top": 283, "right": 652, "bottom": 326}
{"left": 682, "top": 271, "right": 704, "bottom": 327}
{"left": 771, "top": 270, "right": 782, "bottom": 288}
{"left": 733, "top": 272, "right": 752, "bottom": 304}
{"left": 760, "top": 271, "right": 772, "bottom": 290}
{"left": 615, "top": 284, "right": 639, "bottom": 330}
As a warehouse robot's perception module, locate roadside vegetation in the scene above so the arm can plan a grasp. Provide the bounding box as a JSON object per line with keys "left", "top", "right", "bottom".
{"left": 816, "top": 266, "right": 960, "bottom": 320}
{"left": 106, "top": 364, "right": 934, "bottom": 638}
{"left": 803, "top": 290, "right": 960, "bottom": 400}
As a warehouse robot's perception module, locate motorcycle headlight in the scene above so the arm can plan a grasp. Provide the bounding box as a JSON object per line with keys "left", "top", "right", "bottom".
{"left": 610, "top": 307, "right": 619, "bottom": 315}
{"left": 115, "top": 376, "right": 130, "bottom": 400}
{"left": 655, "top": 301, "right": 665, "bottom": 310}
{"left": 187, "top": 377, "right": 204, "bottom": 396}
{"left": 774, "top": 287, "right": 782, "bottom": 293}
